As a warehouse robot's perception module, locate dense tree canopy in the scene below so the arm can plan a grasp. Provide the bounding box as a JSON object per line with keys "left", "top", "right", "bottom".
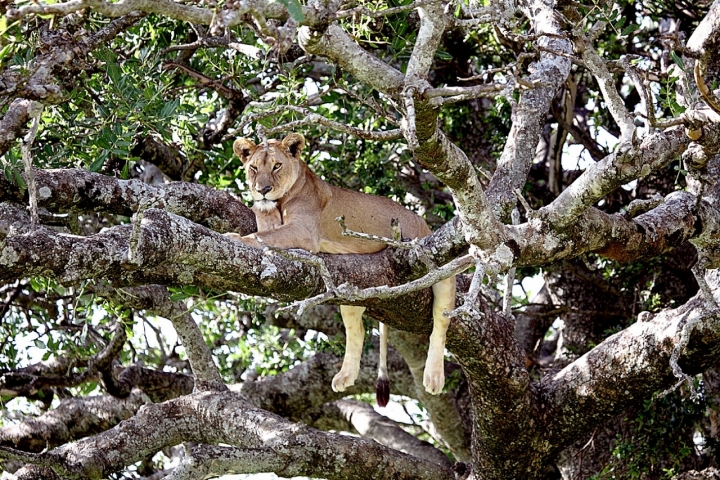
{"left": 2, "top": 0, "right": 720, "bottom": 478}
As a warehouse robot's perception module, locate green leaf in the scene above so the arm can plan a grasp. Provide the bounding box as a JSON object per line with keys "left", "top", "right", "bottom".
{"left": 160, "top": 98, "right": 180, "bottom": 118}
{"left": 10, "top": 166, "right": 26, "bottom": 190}
{"left": 107, "top": 64, "right": 122, "bottom": 84}
{"left": 278, "top": 0, "right": 305, "bottom": 22}
{"left": 88, "top": 150, "right": 109, "bottom": 172}
{"left": 670, "top": 51, "right": 685, "bottom": 70}
{"left": 621, "top": 24, "right": 639, "bottom": 36}
{"left": 0, "top": 44, "right": 14, "bottom": 63}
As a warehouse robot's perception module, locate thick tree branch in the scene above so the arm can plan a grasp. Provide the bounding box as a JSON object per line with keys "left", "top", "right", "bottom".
{"left": 539, "top": 273, "right": 720, "bottom": 456}
{"left": 484, "top": 0, "right": 572, "bottom": 221}
{"left": 0, "top": 390, "right": 456, "bottom": 480}
{"left": 539, "top": 126, "right": 703, "bottom": 229}
{"left": 0, "top": 391, "right": 150, "bottom": 453}
{"left": 448, "top": 299, "right": 537, "bottom": 478}
{"left": 512, "top": 191, "right": 720, "bottom": 266}
{"left": 299, "top": 24, "right": 405, "bottom": 96}
{"left": 0, "top": 169, "right": 256, "bottom": 234}
{"left": 313, "top": 399, "right": 452, "bottom": 467}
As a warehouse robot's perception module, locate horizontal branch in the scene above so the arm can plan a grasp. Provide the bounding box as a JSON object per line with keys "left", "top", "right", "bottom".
{"left": 0, "top": 391, "right": 150, "bottom": 452}
{"left": 512, "top": 191, "right": 720, "bottom": 266}
{"left": 539, "top": 276, "right": 720, "bottom": 455}
{"left": 0, "top": 390, "right": 456, "bottom": 480}
{"left": 316, "top": 399, "right": 452, "bottom": 467}
{"left": 0, "top": 202, "right": 447, "bottom": 335}
{"left": 239, "top": 345, "right": 415, "bottom": 421}
{"left": 538, "top": 125, "right": 705, "bottom": 229}
{"left": 0, "top": 169, "right": 256, "bottom": 234}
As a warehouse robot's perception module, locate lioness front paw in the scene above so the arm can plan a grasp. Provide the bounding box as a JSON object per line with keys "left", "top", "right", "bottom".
{"left": 331, "top": 370, "right": 357, "bottom": 392}
{"left": 225, "top": 232, "right": 243, "bottom": 241}
{"left": 423, "top": 368, "right": 445, "bottom": 395}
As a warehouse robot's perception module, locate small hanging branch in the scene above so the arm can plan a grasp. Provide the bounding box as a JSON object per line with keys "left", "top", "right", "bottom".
{"left": 21, "top": 101, "right": 43, "bottom": 229}
{"left": 502, "top": 208, "right": 521, "bottom": 316}
{"left": 336, "top": 215, "right": 418, "bottom": 249}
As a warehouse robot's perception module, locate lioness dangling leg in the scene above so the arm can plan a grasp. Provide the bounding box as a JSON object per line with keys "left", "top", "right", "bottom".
{"left": 332, "top": 305, "right": 366, "bottom": 392}
{"left": 423, "top": 276, "right": 456, "bottom": 394}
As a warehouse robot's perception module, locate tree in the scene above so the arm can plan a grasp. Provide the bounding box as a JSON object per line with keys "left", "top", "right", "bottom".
{"left": 1, "top": 0, "right": 720, "bottom": 477}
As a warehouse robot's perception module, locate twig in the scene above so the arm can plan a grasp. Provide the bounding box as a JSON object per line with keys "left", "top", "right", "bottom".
{"left": 233, "top": 105, "right": 401, "bottom": 141}
{"left": 691, "top": 253, "right": 720, "bottom": 311}
{"left": 427, "top": 83, "right": 507, "bottom": 105}
{"left": 536, "top": 46, "right": 584, "bottom": 66}
{"left": 580, "top": 41, "right": 636, "bottom": 151}
{"left": 502, "top": 208, "right": 520, "bottom": 315}
{"left": 659, "top": 310, "right": 701, "bottom": 398}
{"left": 334, "top": 0, "right": 433, "bottom": 20}
{"left": 21, "top": 101, "right": 43, "bottom": 229}
{"left": 280, "top": 254, "right": 475, "bottom": 314}
{"left": 622, "top": 57, "right": 656, "bottom": 130}
{"left": 622, "top": 193, "right": 664, "bottom": 219}
{"left": 447, "top": 257, "right": 485, "bottom": 319}
{"left": 424, "top": 83, "right": 505, "bottom": 98}
{"left": 336, "top": 215, "right": 417, "bottom": 249}
{"left": 458, "top": 54, "right": 535, "bottom": 83}
{"left": 401, "top": 86, "right": 419, "bottom": 149}
{"left": 513, "top": 188, "right": 535, "bottom": 218}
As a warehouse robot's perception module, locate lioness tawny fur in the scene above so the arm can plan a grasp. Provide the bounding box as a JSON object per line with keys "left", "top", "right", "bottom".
{"left": 226, "top": 133, "right": 456, "bottom": 401}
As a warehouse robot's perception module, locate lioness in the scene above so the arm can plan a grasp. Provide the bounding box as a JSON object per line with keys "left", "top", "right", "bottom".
{"left": 226, "top": 133, "right": 456, "bottom": 400}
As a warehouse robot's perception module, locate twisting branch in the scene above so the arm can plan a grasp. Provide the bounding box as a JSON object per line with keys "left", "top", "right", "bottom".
{"left": 401, "top": 87, "right": 421, "bottom": 149}
{"left": 622, "top": 57, "right": 656, "bottom": 130}
{"left": 484, "top": 0, "right": 572, "bottom": 221}
{"left": 234, "top": 105, "right": 402, "bottom": 141}
{"left": 281, "top": 254, "right": 474, "bottom": 314}
{"left": 334, "top": 0, "right": 435, "bottom": 20}
{"left": 336, "top": 215, "right": 418, "bottom": 249}
{"left": 424, "top": 83, "right": 506, "bottom": 105}
{"left": 578, "top": 34, "right": 636, "bottom": 150}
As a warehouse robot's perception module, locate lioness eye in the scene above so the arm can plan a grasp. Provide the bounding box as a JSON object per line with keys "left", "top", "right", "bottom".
{"left": 250, "top": 165, "right": 257, "bottom": 173}
{"left": 273, "top": 163, "right": 282, "bottom": 171}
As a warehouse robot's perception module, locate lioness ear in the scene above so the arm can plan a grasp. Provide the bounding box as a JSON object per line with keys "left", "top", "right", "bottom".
{"left": 281, "top": 133, "right": 305, "bottom": 158}
{"left": 233, "top": 138, "right": 257, "bottom": 164}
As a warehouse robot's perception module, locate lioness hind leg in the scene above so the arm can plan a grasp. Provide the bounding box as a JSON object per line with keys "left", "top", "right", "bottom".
{"left": 332, "top": 305, "right": 366, "bottom": 392}
{"left": 424, "top": 276, "right": 457, "bottom": 394}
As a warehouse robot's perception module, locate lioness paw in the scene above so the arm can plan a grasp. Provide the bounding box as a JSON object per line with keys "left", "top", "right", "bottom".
{"left": 423, "top": 369, "right": 445, "bottom": 395}
{"left": 331, "top": 370, "right": 357, "bottom": 392}
{"left": 225, "top": 232, "right": 243, "bottom": 241}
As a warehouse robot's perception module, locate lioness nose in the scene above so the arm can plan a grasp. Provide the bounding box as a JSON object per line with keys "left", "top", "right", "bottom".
{"left": 258, "top": 185, "right": 272, "bottom": 195}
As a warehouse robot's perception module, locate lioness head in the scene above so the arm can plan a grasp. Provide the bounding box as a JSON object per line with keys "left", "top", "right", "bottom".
{"left": 233, "top": 133, "right": 306, "bottom": 213}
